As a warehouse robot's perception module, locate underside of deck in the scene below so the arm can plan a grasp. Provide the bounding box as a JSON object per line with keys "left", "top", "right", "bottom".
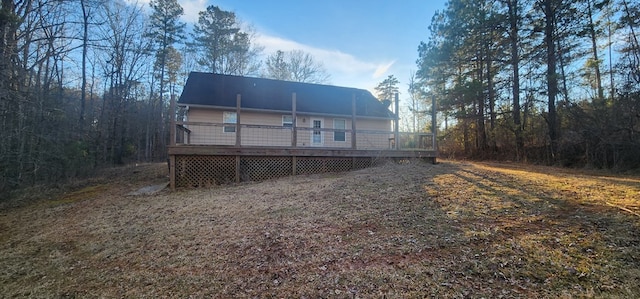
{"left": 168, "top": 145, "right": 437, "bottom": 189}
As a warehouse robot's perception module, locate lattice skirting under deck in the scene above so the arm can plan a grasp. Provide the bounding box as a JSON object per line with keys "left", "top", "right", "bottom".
{"left": 173, "top": 155, "right": 377, "bottom": 188}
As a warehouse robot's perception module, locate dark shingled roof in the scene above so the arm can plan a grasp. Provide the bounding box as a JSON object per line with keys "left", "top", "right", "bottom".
{"left": 178, "top": 72, "right": 394, "bottom": 118}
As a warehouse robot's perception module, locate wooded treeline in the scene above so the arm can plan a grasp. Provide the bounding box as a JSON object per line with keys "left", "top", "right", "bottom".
{"left": 417, "top": 0, "right": 640, "bottom": 168}
{"left": 1, "top": 0, "right": 638, "bottom": 196}
{"left": 0, "top": 0, "right": 330, "bottom": 196}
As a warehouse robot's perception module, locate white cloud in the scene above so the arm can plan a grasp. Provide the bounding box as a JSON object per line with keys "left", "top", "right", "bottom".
{"left": 256, "top": 34, "right": 395, "bottom": 90}
{"left": 180, "top": 0, "right": 206, "bottom": 23}
{"left": 257, "top": 35, "right": 370, "bottom": 73}
{"left": 125, "top": 0, "right": 150, "bottom": 4}
{"left": 126, "top": 0, "right": 204, "bottom": 23}
{"left": 131, "top": 1, "right": 396, "bottom": 90}
{"left": 124, "top": 0, "right": 149, "bottom": 8}
{"left": 372, "top": 61, "right": 396, "bottom": 79}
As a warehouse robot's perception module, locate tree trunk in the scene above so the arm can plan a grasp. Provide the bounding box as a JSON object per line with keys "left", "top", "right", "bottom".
{"left": 462, "top": 104, "right": 470, "bottom": 155}
{"left": 543, "top": 0, "right": 559, "bottom": 160}
{"left": 508, "top": 0, "right": 524, "bottom": 160}
{"left": 621, "top": 0, "right": 640, "bottom": 82}
{"left": 557, "top": 37, "right": 569, "bottom": 104}
{"left": 476, "top": 49, "right": 487, "bottom": 152}
{"left": 80, "top": 0, "right": 89, "bottom": 126}
{"left": 486, "top": 50, "right": 496, "bottom": 151}
{"left": 587, "top": 0, "right": 605, "bottom": 102}
{"left": 606, "top": 2, "right": 615, "bottom": 99}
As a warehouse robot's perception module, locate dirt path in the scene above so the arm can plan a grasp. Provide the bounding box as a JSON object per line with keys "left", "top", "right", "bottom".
{"left": 1, "top": 160, "right": 639, "bottom": 298}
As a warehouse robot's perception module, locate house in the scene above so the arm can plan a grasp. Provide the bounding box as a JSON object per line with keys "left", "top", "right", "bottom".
{"left": 177, "top": 72, "right": 396, "bottom": 149}
{"left": 168, "top": 72, "right": 436, "bottom": 189}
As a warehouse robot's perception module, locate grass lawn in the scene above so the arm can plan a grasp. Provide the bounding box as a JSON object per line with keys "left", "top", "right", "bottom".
{"left": 1, "top": 160, "right": 639, "bottom": 298}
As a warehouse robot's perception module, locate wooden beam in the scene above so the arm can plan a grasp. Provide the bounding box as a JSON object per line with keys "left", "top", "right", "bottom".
{"left": 236, "top": 94, "right": 241, "bottom": 147}
{"left": 394, "top": 93, "right": 400, "bottom": 150}
{"left": 169, "top": 94, "right": 176, "bottom": 146}
{"left": 169, "top": 155, "right": 176, "bottom": 190}
{"left": 235, "top": 155, "right": 240, "bottom": 183}
{"left": 168, "top": 145, "right": 436, "bottom": 158}
{"left": 351, "top": 93, "right": 357, "bottom": 149}
{"left": 292, "top": 156, "right": 297, "bottom": 175}
{"left": 292, "top": 93, "right": 297, "bottom": 147}
{"left": 432, "top": 95, "right": 437, "bottom": 152}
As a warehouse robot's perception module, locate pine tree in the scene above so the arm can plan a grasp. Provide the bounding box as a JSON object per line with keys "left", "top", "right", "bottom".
{"left": 146, "top": 0, "right": 185, "bottom": 102}
{"left": 375, "top": 75, "right": 400, "bottom": 102}
{"left": 193, "top": 5, "right": 244, "bottom": 74}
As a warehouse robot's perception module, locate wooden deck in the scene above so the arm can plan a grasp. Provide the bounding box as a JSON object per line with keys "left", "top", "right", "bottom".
{"left": 168, "top": 145, "right": 436, "bottom": 189}
{"left": 167, "top": 93, "right": 438, "bottom": 189}
{"left": 168, "top": 145, "right": 436, "bottom": 158}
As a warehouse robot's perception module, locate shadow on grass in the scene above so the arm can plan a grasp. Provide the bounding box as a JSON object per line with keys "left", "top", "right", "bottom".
{"left": 477, "top": 161, "right": 640, "bottom": 190}
{"left": 421, "top": 161, "right": 640, "bottom": 296}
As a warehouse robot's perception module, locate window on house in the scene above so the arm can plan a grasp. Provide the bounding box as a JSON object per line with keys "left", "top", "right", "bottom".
{"left": 334, "top": 119, "right": 346, "bottom": 142}
{"left": 282, "top": 115, "right": 293, "bottom": 128}
{"left": 223, "top": 111, "right": 237, "bottom": 133}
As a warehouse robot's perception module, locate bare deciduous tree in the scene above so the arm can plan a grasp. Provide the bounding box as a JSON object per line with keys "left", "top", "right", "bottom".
{"left": 263, "top": 49, "right": 330, "bottom": 83}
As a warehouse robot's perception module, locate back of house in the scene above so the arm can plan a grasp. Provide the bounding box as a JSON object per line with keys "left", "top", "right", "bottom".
{"left": 176, "top": 72, "right": 396, "bottom": 149}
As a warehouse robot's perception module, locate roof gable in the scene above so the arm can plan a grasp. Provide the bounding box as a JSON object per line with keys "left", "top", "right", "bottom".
{"left": 178, "top": 72, "right": 394, "bottom": 118}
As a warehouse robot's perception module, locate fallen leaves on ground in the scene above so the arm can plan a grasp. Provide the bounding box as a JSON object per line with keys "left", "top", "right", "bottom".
{"left": 1, "top": 160, "right": 639, "bottom": 298}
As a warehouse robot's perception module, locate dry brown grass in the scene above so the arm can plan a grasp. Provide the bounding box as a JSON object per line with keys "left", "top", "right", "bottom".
{"left": 1, "top": 160, "right": 639, "bottom": 298}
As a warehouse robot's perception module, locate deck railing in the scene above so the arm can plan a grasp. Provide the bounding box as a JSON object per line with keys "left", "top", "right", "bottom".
{"left": 174, "top": 122, "right": 436, "bottom": 151}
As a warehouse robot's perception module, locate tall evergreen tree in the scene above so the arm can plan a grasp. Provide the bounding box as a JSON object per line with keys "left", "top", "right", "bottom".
{"left": 161, "top": 45, "right": 183, "bottom": 95}
{"left": 539, "top": 0, "right": 560, "bottom": 159}
{"left": 145, "top": 0, "right": 184, "bottom": 161}
{"left": 375, "top": 75, "right": 400, "bottom": 102}
{"left": 146, "top": 0, "right": 184, "bottom": 101}
{"left": 503, "top": 0, "right": 525, "bottom": 159}
{"left": 583, "top": 0, "right": 608, "bottom": 102}
{"left": 192, "top": 5, "right": 245, "bottom": 74}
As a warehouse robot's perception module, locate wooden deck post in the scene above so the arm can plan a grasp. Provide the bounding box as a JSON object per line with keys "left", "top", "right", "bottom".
{"left": 169, "top": 94, "right": 177, "bottom": 190}
{"left": 169, "top": 94, "right": 176, "bottom": 146}
{"left": 235, "top": 156, "right": 241, "bottom": 183}
{"left": 169, "top": 155, "right": 176, "bottom": 190}
{"left": 292, "top": 156, "right": 297, "bottom": 176}
{"left": 292, "top": 93, "right": 297, "bottom": 147}
{"left": 351, "top": 93, "right": 357, "bottom": 149}
{"left": 432, "top": 95, "right": 438, "bottom": 154}
{"left": 236, "top": 94, "right": 241, "bottom": 147}
{"left": 394, "top": 93, "right": 400, "bottom": 150}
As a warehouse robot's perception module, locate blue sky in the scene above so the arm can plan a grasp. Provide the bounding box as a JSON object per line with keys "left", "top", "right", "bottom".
{"left": 168, "top": 0, "right": 448, "bottom": 94}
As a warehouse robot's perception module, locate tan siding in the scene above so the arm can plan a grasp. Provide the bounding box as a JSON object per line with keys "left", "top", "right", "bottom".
{"left": 188, "top": 108, "right": 222, "bottom": 123}
{"left": 357, "top": 118, "right": 392, "bottom": 131}
{"left": 241, "top": 112, "right": 292, "bottom": 146}
{"left": 355, "top": 118, "right": 393, "bottom": 149}
{"left": 186, "top": 108, "right": 234, "bottom": 145}
{"left": 185, "top": 108, "right": 392, "bottom": 149}
{"left": 241, "top": 111, "right": 287, "bottom": 126}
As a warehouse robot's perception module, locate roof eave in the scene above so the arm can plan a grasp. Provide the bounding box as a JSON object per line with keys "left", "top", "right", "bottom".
{"left": 179, "top": 103, "right": 394, "bottom": 120}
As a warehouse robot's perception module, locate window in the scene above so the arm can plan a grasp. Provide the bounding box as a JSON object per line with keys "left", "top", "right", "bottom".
{"left": 334, "top": 119, "right": 346, "bottom": 142}
{"left": 282, "top": 115, "right": 293, "bottom": 128}
{"left": 223, "top": 111, "right": 237, "bottom": 133}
